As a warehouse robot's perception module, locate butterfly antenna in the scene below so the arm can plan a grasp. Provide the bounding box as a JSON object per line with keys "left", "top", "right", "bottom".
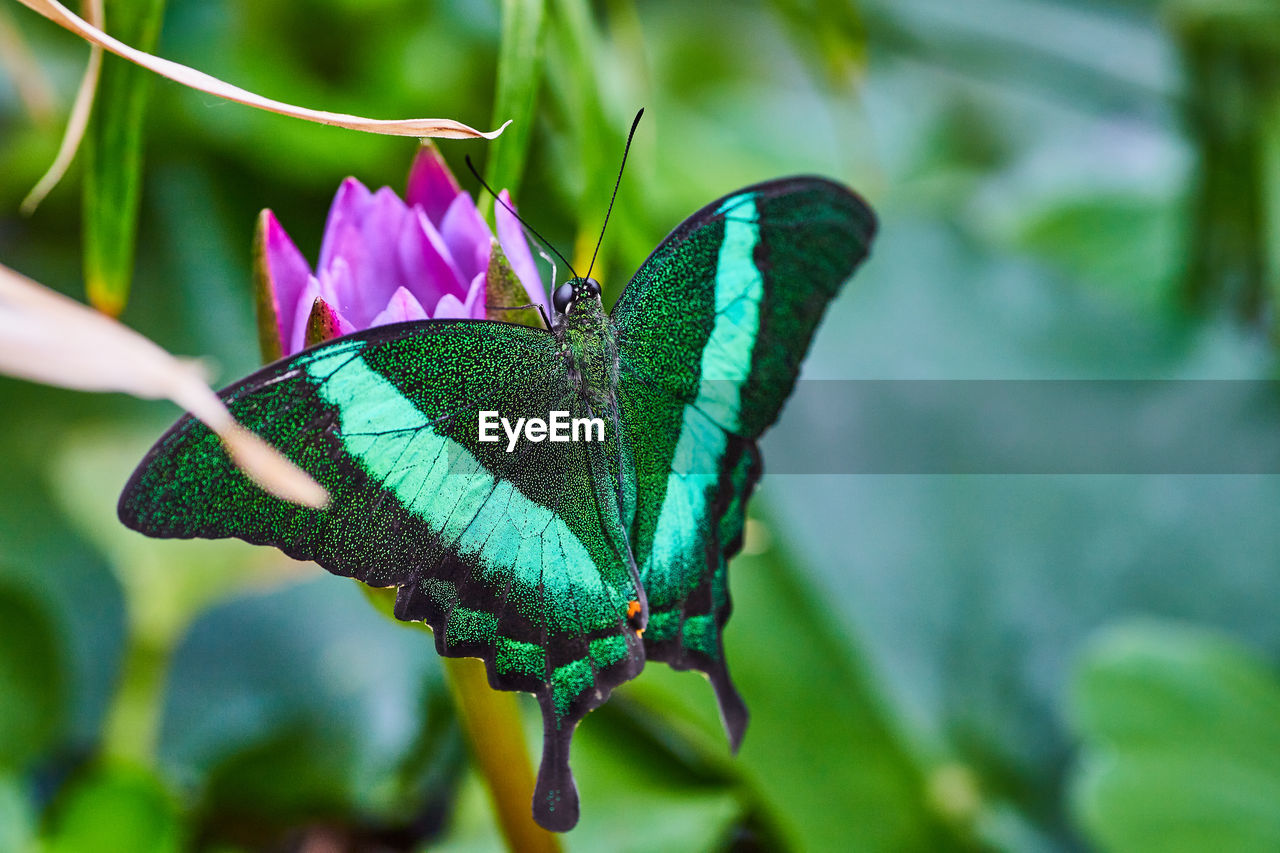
{"left": 465, "top": 155, "right": 578, "bottom": 281}
{"left": 585, "top": 108, "right": 644, "bottom": 283}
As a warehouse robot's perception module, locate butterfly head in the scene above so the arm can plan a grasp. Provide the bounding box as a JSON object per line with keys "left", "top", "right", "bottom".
{"left": 552, "top": 277, "right": 602, "bottom": 316}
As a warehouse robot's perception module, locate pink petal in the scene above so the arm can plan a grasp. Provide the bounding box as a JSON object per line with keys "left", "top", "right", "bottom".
{"left": 317, "top": 259, "right": 355, "bottom": 315}
{"left": 430, "top": 293, "right": 468, "bottom": 320}
{"left": 259, "top": 210, "right": 312, "bottom": 354}
{"left": 317, "top": 182, "right": 419, "bottom": 329}
{"left": 371, "top": 286, "right": 430, "bottom": 327}
{"left": 398, "top": 208, "right": 466, "bottom": 308}
{"left": 405, "top": 142, "right": 462, "bottom": 224}
{"left": 319, "top": 229, "right": 364, "bottom": 318}
{"left": 463, "top": 270, "right": 487, "bottom": 319}
{"left": 440, "top": 191, "right": 492, "bottom": 284}
{"left": 318, "top": 178, "right": 372, "bottom": 272}
{"left": 349, "top": 187, "right": 414, "bottom": 322}
{"left": 495, "top": 190, "right": 550, "bottom": 313}
{"left": 430, "top": 271, "right": 485, "bottom": 320}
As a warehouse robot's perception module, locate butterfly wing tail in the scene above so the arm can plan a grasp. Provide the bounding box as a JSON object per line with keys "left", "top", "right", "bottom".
{"left": 709, "top": 659, "right": 749, "bottom": 752}
{"left": 532, "top": 691, "right": 581, "bottom": 832}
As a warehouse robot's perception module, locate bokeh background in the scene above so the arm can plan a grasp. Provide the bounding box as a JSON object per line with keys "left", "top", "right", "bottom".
{"left": 4, "top": 0, "right": 1280, "bottom": 850}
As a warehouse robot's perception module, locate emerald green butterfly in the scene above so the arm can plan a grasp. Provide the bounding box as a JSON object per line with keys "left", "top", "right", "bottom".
{"left": 119, "top": 177, "right": 876, "bottom": 831}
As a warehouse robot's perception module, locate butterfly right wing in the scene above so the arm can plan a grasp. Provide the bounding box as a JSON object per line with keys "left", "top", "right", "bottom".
{"left": 611, "top": 178, "right": 876, "bottom": 746}
{"left": 118, "top": 320, "right": 643, "bottom": 831}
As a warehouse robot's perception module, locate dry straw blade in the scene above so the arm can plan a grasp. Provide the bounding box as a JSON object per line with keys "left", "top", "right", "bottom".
{"left": 13, "top": 0, "right": 511, "bottom": 139}
{"left": 20, "top": 0, "right": 102, "bottom": 214}
{"left": 0, "top": 263, "right": 329, "bottom": 509}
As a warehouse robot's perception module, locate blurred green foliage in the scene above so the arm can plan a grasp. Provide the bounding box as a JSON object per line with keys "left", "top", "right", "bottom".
{"left": 3, "top": 0, "right": 1280, "bottom": 850}
{"left": 43, "top": 763, "right": 183, "bottom": 853}
{"left": 1071, "top": 622, "right": 1280, "bottom": 853}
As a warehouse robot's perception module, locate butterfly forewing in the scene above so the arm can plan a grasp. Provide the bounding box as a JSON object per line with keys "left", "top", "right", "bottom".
{"left": 611, "top": 177, "right": 876, "bottom": 745}
{"left": 118, "top": 319, "right": 644, "bottom": 831}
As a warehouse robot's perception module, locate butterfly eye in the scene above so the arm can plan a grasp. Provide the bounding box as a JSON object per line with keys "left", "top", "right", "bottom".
{"left": 552, "top": 282, "right": 576, "bottom": 314}
{"left": 581, "top": 278, "right": 601, "bottom": 299}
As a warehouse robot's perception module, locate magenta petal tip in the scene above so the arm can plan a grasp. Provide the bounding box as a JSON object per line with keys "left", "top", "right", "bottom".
{"left": 371, "top": 287, "right": 430, "bottom": 326}
{"left": 255, "top": 209, "right": 312, "bottom": 360}
{"left": 406, "top": 142, "right": 463, "bottom": 224}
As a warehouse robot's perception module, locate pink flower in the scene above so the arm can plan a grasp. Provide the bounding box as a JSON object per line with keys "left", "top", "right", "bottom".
{"left": 254, "top": 143, "right": 549, "bottom": 359}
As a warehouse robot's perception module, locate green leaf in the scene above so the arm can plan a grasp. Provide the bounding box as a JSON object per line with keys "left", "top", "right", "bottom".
{"left": 483, "top": 0, "right": 547, "bottom": 214}
{"left": 758, "top": 205, "right": 1280, "bottom": 841}
{"left": 1011, "top": 194, "right": 1183, "bottom": 310}
{"left": 159, "top": 579, "right": 460, "bottom": 832}
{"left": 0, "top": 583, "right": 63, "bottom": 771}
{"left": 44, "top": 764, "right": 183, "bottom": 853}
{"left": 623, "top": 532, "right": 960, "bottom": 851}
{"left": 82, "top": 0, "right": 168, "bottom": 315}
{"left": 0, "top": 425, "right": 127, "bottom": 750}
{"left": 1070, "top": 621, "right": 1280, "bottom": 853}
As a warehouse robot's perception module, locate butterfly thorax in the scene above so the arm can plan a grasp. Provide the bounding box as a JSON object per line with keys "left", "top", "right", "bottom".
{"left": 553, "top": 281, "right": 618, "bottom": 412}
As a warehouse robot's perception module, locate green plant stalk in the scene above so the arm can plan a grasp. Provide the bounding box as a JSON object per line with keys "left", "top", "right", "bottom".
{"left": 482, "top": 0, "right": 546, "bottom": 223}
{"left": 83, "top": 0, "right": 167, "bottom": 316}
{"left": 99, "top": 624, "right": 168, "bottom": 763}
{"left": 1174, "top": 1, "right": 1280, "bottom": 336}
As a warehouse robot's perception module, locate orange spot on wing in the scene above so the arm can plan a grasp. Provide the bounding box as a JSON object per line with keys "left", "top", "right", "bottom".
{"left": 627, "top": 599, "right": 641, "bottom": 619}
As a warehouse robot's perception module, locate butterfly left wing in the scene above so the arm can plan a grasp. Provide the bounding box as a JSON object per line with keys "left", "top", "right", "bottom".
{"left": 611, "top": 177, "right": 876, "bottom": 746}
{"left": 118, "top": 320, "right": 643, "bottom": 831}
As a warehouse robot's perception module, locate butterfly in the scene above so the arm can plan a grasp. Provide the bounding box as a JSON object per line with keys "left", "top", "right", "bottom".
{"left": 118, "top": 176, "right": 876, "bottom": 831}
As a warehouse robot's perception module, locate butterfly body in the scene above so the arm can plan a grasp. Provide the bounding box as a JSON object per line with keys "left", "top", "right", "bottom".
{"left": 119, "top": 177, "right": 876, "bottom": 831}
{"left": 555, "top": 283, "right": 620, "bottom": 415}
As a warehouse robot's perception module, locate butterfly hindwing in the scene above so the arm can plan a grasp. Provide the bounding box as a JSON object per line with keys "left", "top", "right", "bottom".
{"left": 611, "top": 177, "right": 876, "bottom": 744}
{"left": 118, "top": 320, "right": 644, "bottom": 830}
{"left": 616, "top": 376, "right": 761, "bottom": 743}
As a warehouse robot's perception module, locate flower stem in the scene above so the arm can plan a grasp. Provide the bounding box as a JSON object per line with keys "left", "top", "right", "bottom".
{"left": 100, "top": 623, "right": 167, "bottom": 763}
{"left": 442, "top": 656, "right": 562, "bottom": 853}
